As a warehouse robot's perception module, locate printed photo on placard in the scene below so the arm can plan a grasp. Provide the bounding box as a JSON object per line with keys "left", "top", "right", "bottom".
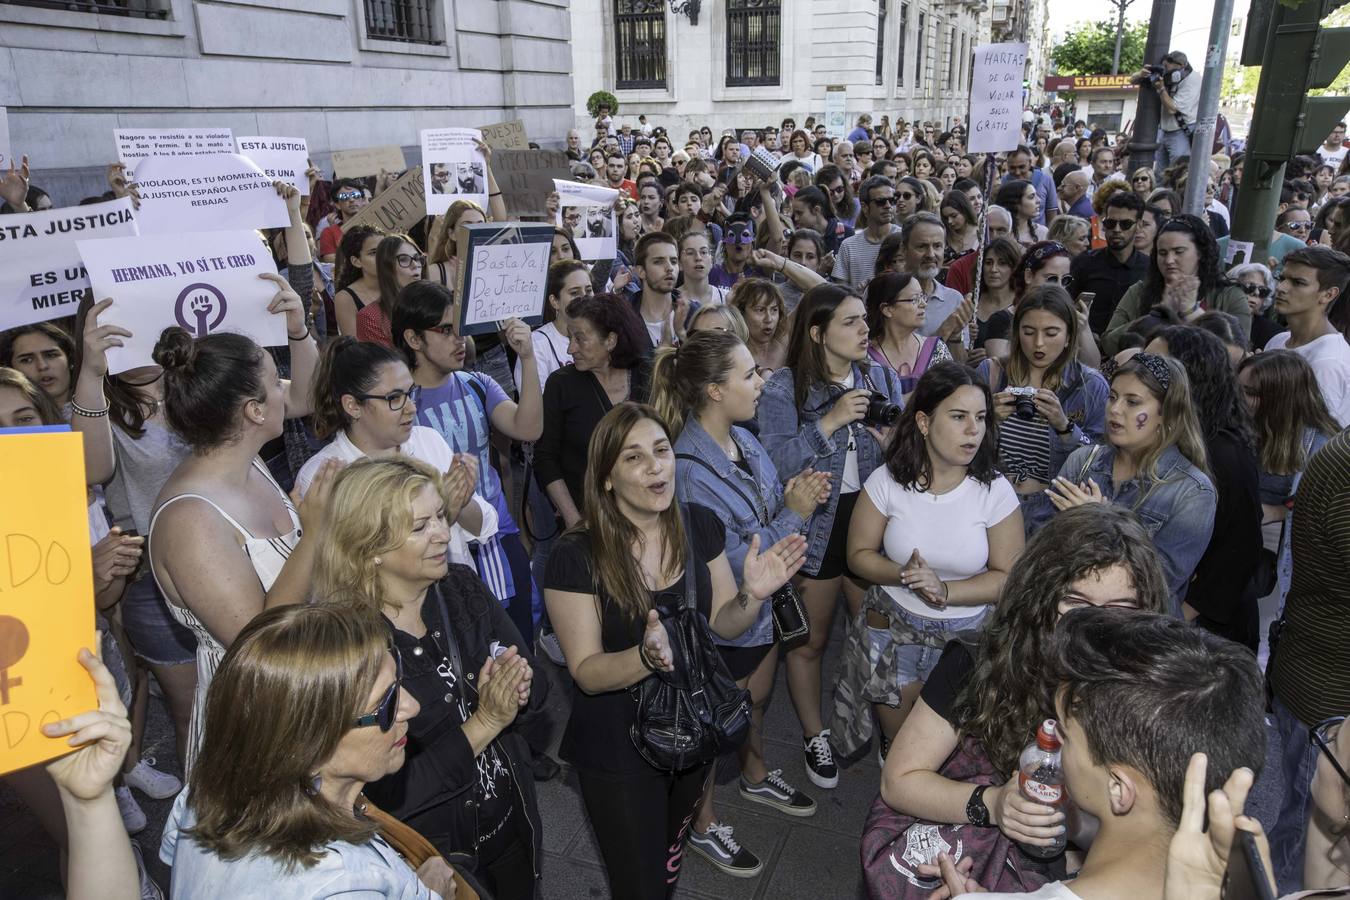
{"left": 420, "top": 128, "right": 487, "bottom": 215}
{"left": 553, "top": 178, "right": 619, "bottom": 262}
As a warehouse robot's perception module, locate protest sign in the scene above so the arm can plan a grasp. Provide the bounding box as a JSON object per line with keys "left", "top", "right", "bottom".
{"left": 341, "top": 166, "right": 426, "bottom": 235}
{"left": 554, "top": 178, "right": 618, "bottom": 261}
{"left": 0, "top": 198, "right": 140, "bottom": 332}
{"left": 454, "top": 222, "right": 552, "bottom": 336}
{"left": 330, "top": 145, "right": 407, "bottom": 179}
{"left": 0, "top": 108, "right": 11, "bottom": 170}
{"left": 478, "top": 119, "right": 529, "bottom": 151}
{"left": 0, "top": 429, "right": 97, "bottom": 777}
{"left": 824, "top": 87, "right": 848, "bottom": 141}
{"left": 236, "top": 136, "right": 309, "bottom": 194}
{"left": 421, "top": 128, "right": 488, "bottom": 215}
{"left": 968, "top": 43, "right": 1030, "bottom": 154}
{"left": 78, "top": 230, "right": 289, "bottom": 374}
{"left": 130, "top": 154, "right": 290, "bottom": 235}
{"left": 493, "top": 149, "right": 570, "bottom": 218}
{"left": 114, "top": 127, "right": 235, "bottom": 178}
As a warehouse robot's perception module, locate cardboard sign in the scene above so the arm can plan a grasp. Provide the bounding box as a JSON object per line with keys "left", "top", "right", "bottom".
{"left": 341, "top": 166, "right": 426, "bottom": 235}
{"left": 478, "top": 119, "right": 529, "bottom": 151}
{"left": 454, "top": 222, "right": 552, "bottom": 336}
{"left": 0, "top": 107, "right": 11, "bottom": 171}
{"left": 114, "top": 127, "right": 235, "bottom": 178}
{"left": 236, "top": 136, "right": 309, "bottom": 194}
{"left": 421, "top": 128, "right": 488, "bottom": 215}
{"left": 493, "top": 149, "right": 571, "bottom": 218}
{"left": 0, "top": 430, "right": 98, "bottom": 777}
{"left": 554, "top": 178, "right": 618, "bottom": 261}
{"left": 130, "top": 154, "right": 290, "bottom": 235}
{"left": 0, "top": 198, "right": 141, "bottom": 331}
{"left": 330, "top": 145, "right": 407, "bottom": 180}
{"left": 78, "top": 230, "right": 289, "bottom": 374}
{"left": 969, "top": 43, "right": 1030, "bottom": 154}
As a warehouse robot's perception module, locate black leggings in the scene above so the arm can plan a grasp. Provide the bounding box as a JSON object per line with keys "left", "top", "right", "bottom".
{"left": 577, "top": 764, "right": 711, "bottom": 900}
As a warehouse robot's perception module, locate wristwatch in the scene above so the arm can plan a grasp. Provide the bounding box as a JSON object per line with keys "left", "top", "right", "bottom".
{"left": 966, "top": 784, "right": 992, "bottom": 827}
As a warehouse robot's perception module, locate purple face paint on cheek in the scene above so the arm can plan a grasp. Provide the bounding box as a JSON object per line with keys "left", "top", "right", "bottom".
{"left": 1136, "top": 412, "right": 1148, "bottom": 430}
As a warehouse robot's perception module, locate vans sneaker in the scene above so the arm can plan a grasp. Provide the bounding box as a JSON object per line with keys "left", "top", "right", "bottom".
{"left": 803, "top": 730, "right": 839, "bottom": 789}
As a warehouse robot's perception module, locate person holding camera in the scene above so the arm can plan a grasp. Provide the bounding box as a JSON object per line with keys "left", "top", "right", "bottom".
{"left": 979, "top": 286, "right": 1109, "bottom": 535}
{"left": 842, "top": 362, "right": 1024, "bottom": 761}
{"left": 650, "top": 330, "right": 830, "bottom": 876}
{"left": 757, "top": 283, "right": 905, "bottom": 790}
{"left": 1133, "top": 51, "right": 1200, "bottom": 172}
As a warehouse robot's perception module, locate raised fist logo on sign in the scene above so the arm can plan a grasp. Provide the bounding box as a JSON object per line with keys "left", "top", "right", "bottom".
{"left": 173, "top": 283, "right": 229, "bottom": 337}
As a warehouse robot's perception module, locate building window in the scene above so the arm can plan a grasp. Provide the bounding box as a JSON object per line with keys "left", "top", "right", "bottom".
{"left": 364, "top": 0, "right": 439, "bottom": 43}
{"left": 615, "top": 0, "right": 667, "bottom": 90}
{"left": 897, "top": 3, "right": 909, "bottom": 87}
{"left": 948, "top": 25, "right": 957, "bottom": 86}
{"left": 8, "top": 0, "right": 169, "bottom": 17}
{"left": 876, "top": 0, "right": 887, "bottom": 86}
{"left": 916, "top": 12, "right": 926, "bottom": 89}
{"left": 727, "top": 0, "right": 782, "bottom": 87}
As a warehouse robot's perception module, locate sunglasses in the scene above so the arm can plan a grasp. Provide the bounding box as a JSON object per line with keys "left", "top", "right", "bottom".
{"left": 1131, "top": 177, "right": 1151, "bottom": 184}
{"left": 1311, "top": 717, "right": 1349, "bottom": 788}
{"left": 396, "top": 253, "right": 426, "bottom": 269}
{"left": 870, "top": 196, "right": 898, "bottom": 206}
{"left": 576, "top": 172, "right": 594, "bottom": 181}
{"left": 354, "top": 646, "right": 403, "bottom": 732}
{"left": 1241, "top": 283, "right": 1274, "bottom": 298}
{"left": 1102, "top": 218, "right": 1138, "bottom": 231}
{"left": 353, "top": 387, "right": 414, "bottom": 411}
{"left": 335, "top": 191, "right": 363, "bottom": 202}
{"left": 1282, "top": 221, "right": 1313, "bottom": 232}
{"left": 1043, "top": 274, "right": 1075, "bottom": 288}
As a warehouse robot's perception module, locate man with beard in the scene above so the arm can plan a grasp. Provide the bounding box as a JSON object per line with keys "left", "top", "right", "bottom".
{"left": 898, "top": 211, "right": 971, "bottom": 355}
{"left": 1070, "top": 192, "right": 1149, "bottom": 336}
{"left": 586, "top": 205, "right": 612, "bottom": 238}
{"left": 605, "top": 152, "right": 638, "bottom": 200}
{"left": 429, "top": 162, "right": 451, "bottom": 194}
{"left": 631, "top": 231, "right": 684, "bottom": 350}
{"left": 563, "top": 206, "right": 584, "bottom": 239}
{"left": 1003, "top": 145, "right": 1058, "bottom": 227}
{"left": 832, "top": 176, "right": 901, "bottom": 292}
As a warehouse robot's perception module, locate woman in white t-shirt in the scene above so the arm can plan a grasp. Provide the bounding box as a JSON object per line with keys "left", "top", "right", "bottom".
{"left": 297, "top": 336, "right": 496, "bottom": 564}
{"left": 845, "top": 362, "right": 1023, "bottom": 759}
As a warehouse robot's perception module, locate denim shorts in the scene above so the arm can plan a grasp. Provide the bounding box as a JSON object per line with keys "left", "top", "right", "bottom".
{"left": 119, "top": 573, "right": 198, "bottom": 667}
{"left": 864, "top": 599, "right": 987, "bottom": 697}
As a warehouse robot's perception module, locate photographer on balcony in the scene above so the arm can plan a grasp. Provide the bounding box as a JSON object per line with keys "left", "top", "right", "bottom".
{"left": 1132, "top": 51, "right": 1200, "bottom": 173}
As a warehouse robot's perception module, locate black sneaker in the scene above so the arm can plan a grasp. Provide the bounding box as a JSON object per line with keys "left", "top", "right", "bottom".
{"left": 687, "top": 822, "right": 763, "bottom": 878}
{"left": 739, "top": 769, "right": 816, "bottom": 817}
{"left": 803, "top": 730, "right": 839, "bottom": 789}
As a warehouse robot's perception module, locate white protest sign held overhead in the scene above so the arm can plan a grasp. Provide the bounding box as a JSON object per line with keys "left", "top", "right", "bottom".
{"left": 236, "top": 136, "right": 309, "bottom": 194}
{"left": 421, "top": 128, "right": 488, "bottom": 215}
{"left": 78, "top": 230, "right": 288, "bottom": 374}
{"left": 968, "top": 43, "right": 1029, "bottom": 154}
{"left": 0, "top": 107, "right": 11, "bottom": 170}
{"left": 115, "top": 127, "right": 235, "bottom": 178}
{"left": 553, "top": 178, "right": 618, "bottom": 262}
{"left": 0, "top": 198, "right": 140, "bottom": 331}
{"left": 130, "top": 154, "right": 290, "bottom": 235}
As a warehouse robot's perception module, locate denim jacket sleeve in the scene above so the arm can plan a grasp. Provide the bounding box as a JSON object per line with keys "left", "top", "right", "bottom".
{"left": 1149, "top": 475, "right": 1218, "bottom": 611}
{"left": 757, "top": 369, "right": 837, "bottom": 482}
{"left": 677, "top": 463, "right": 804, "bottom": 583}
{"left": 1050, "top": 366, "right": 1108, "bottom": 475}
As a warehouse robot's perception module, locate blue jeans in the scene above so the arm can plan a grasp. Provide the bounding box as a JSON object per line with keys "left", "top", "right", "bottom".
{"left": 1269, "top": 696, "right": 1318, "bottom": 893}
{"left": 1156, "top": 127, "right": 1192, "bottom": 174}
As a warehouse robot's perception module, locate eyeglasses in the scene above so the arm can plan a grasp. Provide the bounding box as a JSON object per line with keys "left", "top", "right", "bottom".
{"left": 576, "top": 172, "right": 594, "bottom": 181}
{"left": 828, "top": 185, "right": 846, "bottom": 195}
{"left": 396, "top": 253, "right": 426, "bottom": 269}
{"left": 354, "top": 646, "right": 403, "bottom": 732}
{"left": 1282, "top": 221, "right": 1313, "bottom": 232}
{"left": 1043, "top": 274, "right": 1075, "bottom": 288}
{"left": 335, "top": 191, "right": 363, "bottom": 202}
{"left": 1131, "top": 177, "right": 1151, "bottom": 184}
{"left": 871, "top": 196, "right": 898, "bottom": 206}
{"left": 1058, "top": 596, "right": 1141, "bottom": 613}
{"left": 353, "top": 387, "right": 414, "bottom": 411}
{"left": 423, "top": 323, "right": 459, "bottom": 337}
{"left": 1102, "top": 218, "right": 1138, "bottom": 231}
{"left": 1311, "top": 717, "right": 1349, "bottom": 788}
{"left": 1240, "top": 283, "right": 1274, "bottom": 298}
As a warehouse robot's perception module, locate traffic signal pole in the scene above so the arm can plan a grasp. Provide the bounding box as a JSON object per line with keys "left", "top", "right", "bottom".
{"left": 1182, "top": 0, "right": 1237, "bottom": 218}
{"left": 1127, "top": 0, "right": 1177, "bottom": 174}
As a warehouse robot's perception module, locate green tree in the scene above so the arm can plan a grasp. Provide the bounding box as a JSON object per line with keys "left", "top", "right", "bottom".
{"left": 1051, "top": 21, "right": 1149, "bottom": 76}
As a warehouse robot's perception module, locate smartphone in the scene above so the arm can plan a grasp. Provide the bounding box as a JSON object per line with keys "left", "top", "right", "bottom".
{"left": 1077, "top": 292, "right": 1096, "bottom": 307}
{"left": 1221, "top": 829, "right": 1276, "bottom": 900}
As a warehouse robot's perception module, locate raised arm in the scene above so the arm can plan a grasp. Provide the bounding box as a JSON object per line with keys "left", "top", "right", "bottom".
{"left": 71, "top": 298, "right": 130, "bottom": 485}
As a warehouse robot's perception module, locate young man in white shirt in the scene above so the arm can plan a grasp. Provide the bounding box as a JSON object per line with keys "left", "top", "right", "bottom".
{"left": 1317, "top": 121, "right": 1348, "bottom": 169}
{"left": 1266, "top": 245, "right": 1350, "bottom": 426}
{"left": 935, "top": 609, "right": 1266, "bottom": 900}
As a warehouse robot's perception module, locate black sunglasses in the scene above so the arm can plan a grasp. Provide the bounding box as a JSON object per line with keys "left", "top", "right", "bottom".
{"left": 871, "top": 196, "right": 898, "bottom": 206}
{"left": 1241, "top": 283, "right": 1274, "bottom": 298}
{"left": 1102, "top": 218, "right": 1138, "bottom": 231}
{"left": 354, "top": 645, "right": 403, "bottom": 731}
{"left": 1312, "top": 717, "right": 1349, "bottom": 788}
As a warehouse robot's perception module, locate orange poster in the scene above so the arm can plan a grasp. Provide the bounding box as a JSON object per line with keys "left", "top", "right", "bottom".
{"left": 0, "top": 430, "right": 97, "bottom": 776}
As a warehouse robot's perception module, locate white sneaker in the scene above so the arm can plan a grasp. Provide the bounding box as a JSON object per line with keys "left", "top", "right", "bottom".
{"left": 538, "top": 628, "right": 567, "bottom": 666}
{"left": 125, "top": 757, "right": 182, "bottom": 800}
{"left": 116, "top": 785, "right": 147, "bottom": 834}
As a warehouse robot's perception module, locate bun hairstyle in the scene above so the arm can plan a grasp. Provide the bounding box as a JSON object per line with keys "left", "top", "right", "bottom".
{"left": 153, "top": 327, "right": 267, "bottom": 450}
{"left": 311, "top": 336, "right": 406, "bottom": 441}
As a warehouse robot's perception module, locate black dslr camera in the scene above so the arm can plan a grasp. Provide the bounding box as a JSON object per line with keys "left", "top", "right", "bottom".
{"left": 864, "top": 391, "right": 901, "bottom": 428}
{"left": 1131, "top": 63, "right": 1166, "bottom": 87}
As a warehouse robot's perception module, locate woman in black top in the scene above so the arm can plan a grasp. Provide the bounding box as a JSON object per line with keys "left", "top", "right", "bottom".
{"left": 543, "top": 402, "right": 805, "bottom": 900}
{"left": 873, "top": 506, "right": 1167, "bottom": 869}
{"left": 1146, "top": 326, "right": 1264, "bottom": 651}
{"left": 534, "top": 293, "right": 651, "bottom": 530}
{"left": 314, "top": 456, "right": 548, "bottom": 899}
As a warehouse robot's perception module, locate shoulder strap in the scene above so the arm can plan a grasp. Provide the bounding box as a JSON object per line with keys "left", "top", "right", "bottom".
{"left": 676, "top": 453, "right": 766, "bottom": 526}
{"left": 915, "top": 336, "right": 939, "bottom": 372}
{"left": 150, "top": 493, "right": 253, "bottom": 540}
{"left": 1077, "top": 444, "right": 1104, "bottom": 483}
{"left": 680, "top": 504, "right": 697, "bottom": 613}
{"left": 453, "top": 371, "right": 488, "bottom": 416}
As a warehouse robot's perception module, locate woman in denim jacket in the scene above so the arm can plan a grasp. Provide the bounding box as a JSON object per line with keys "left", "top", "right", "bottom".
{"left": 978, "top": 286, "right": 1108, "bottom": 535}
{"left": 1047, "top": 353, "right": 1216, "bottom": 613}
{"left": 652, "top": 330, "right": 829, "bottom": 875}
{"left": 757, "top": 284, "right": 904, "bottom": 790}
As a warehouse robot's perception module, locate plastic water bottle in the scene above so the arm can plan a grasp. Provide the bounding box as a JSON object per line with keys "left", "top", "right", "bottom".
{"left": 1017, "top": 719, "right": 1066, "bottom": 859}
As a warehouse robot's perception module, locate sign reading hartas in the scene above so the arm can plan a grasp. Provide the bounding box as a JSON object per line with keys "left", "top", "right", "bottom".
{"left": 115, "top": 127, "right": 235, "bottom": 178}
{"left": 130, "top": 154, "right": 290, "bottom": 235}
{"left": 553, "top": 178, "right": 618, "bottom": 261}
{"left": 968, "top": 43, "right": 1029, "bottom": 154}
{"left": 78, "top": 230, "right": 288, "bottom": 374}
{"left": 0, "top": 198, "right": 140, "bottom": 332}
{"left": 422, "top": 128, "right": 488, "bottom": 215}
{"left": 236, "top": 136, "right": 310, "bottom": 193}
{"left": 454, "top": 222, "right": 552, "bottom": 336}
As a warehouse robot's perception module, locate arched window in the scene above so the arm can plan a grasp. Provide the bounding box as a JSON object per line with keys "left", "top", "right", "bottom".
{"left": 615, "top": 0, "right": 667, "bottom": 90}
{"left": 726, "top": 0, "right": 781, "bottom": 87}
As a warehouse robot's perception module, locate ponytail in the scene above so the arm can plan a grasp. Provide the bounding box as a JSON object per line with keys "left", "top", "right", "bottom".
{"left": 647, "top": 330, "right": 743, "bottom": 438}
{"left": 311, "top": 336, "right": 405, "bottom": 440}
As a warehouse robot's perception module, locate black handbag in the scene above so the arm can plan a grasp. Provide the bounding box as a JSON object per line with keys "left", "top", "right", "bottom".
{"left": 629, "top": 510, "right": 752, "bottom": 772}
{"left": 676, "top": 453, "right": 811, "bottom": 645}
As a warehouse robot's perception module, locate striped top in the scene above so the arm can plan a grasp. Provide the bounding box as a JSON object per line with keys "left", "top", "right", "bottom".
{"left": 149, "top": 458, "right": 301, "bottom": 775}
{"left": 997, "top": 411, "right": 1053, "bottom": 485}
{"left": 1270, "top": 427, "right": 1350, "bottom": 725}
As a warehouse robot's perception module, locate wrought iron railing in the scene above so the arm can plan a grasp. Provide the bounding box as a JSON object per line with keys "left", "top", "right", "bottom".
{"left": 615, "top": 0, "right": 667, "bottom": 89}
{"left": 364, "top": 0, "right": 440, "bottom": 45}
{"left": 727, "top": 0, "right": 780, "bottom": 87}
{"left": 3, "top": 0, "right": 168, "bottom": 18}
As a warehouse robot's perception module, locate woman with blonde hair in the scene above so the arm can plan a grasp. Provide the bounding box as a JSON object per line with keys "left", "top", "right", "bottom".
{"left": 314, "top": 457, "right": 548, "bottom": 898}
{"left": 1130, "top": 167, "right": 1156, "bottom": 201}
{"left": 688, "top": 303, "right": 750, "bottom": 341}
{"left": 729, "top": 277, "right": 789, "bottom": 372}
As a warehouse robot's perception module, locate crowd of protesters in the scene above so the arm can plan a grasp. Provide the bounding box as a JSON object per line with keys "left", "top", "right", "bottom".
{"left": 1, "top": 80, "right": 1348, "bottom": 900}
